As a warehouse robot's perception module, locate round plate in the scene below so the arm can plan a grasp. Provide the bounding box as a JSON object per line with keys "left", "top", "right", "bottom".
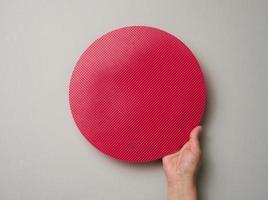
{"left": 69, "top": 26, "right": 206, "bottom": 162}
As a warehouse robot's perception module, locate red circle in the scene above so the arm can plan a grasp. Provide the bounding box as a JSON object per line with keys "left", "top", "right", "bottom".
{"left": 69, "top": 26, "right": 206, "bottom": 162}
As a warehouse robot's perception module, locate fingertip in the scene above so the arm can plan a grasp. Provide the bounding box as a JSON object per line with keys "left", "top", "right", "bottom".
{"left": 190, "top": 126, "right": 202, "bottom": 138}
{"left": 196, "top": 125, "right": 203, "bottom": 132}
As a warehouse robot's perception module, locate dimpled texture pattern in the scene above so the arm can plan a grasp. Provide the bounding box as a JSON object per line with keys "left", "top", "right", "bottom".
{"left": 69, "top": 26, "right": 206, "bottom": 162}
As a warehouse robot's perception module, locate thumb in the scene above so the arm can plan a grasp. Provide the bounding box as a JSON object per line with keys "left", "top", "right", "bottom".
{"left": 189, "top": 126, "right": 202, "bottom": 155}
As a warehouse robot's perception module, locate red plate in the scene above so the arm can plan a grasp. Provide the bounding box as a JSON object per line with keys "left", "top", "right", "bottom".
{"left": 69, "top": 26, "right": 206, "bottom": 162}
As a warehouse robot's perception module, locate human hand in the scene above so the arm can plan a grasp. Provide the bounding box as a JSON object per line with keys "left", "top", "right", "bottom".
{"left": 162, "top": 126, "right": 202, "bottom": 200}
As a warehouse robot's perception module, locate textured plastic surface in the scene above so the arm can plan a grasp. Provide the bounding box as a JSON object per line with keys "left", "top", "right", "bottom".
{"left": 69, "top": 26, "right": 206, "bottom": 162}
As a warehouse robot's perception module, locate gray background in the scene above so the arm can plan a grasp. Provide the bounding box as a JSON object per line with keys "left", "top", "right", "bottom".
{"left": 1, "top": 0, "right": 268, "bottom": 199}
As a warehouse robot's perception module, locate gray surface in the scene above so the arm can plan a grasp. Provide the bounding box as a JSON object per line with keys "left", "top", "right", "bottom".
{"left": 1, "top": 0, "right": 268, "bottom": 199}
